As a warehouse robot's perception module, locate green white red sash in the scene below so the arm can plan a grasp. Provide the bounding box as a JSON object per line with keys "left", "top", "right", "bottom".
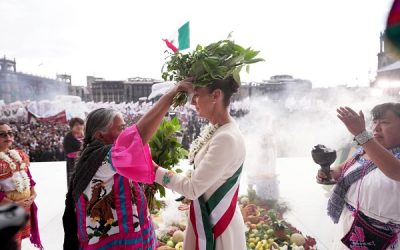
{"left": 190, "top": 164, "right": 243, "bottom": 250}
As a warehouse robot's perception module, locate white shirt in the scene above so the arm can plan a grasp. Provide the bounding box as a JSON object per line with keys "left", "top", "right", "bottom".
{"left": 344, "top": 157, "right": 400, "bottom": 224}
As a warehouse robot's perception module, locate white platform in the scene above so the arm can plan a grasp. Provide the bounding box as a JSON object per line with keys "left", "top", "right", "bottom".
{"left": 22, "top": 158, "right": 336, "bottom": 249}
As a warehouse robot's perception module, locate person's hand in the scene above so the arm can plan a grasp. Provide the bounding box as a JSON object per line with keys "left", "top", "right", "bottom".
{"left": 337, "top": 106, "right": 366, "bottom": 136}
{"left": 152, "top": 160, "right": 160, "bottom": 172}
{"left": 316, "top": 169, "right": 330, "bottom": 184}
{"left": 15, "top": 198, "right": 30, "bottom": 208}
{"left": 316, "top": 168, "right": 341, "bottom": 183}
{"left": 26, "top": 192, "right": 37, "bottom": 206}
{"left": 171, "top": 78, "right": 194, "bottom": 95}
{"left": 178, "top": 203, "right": 190, "bottom": 211}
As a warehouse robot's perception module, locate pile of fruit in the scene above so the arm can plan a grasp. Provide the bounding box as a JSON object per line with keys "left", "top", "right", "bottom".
{"left": 156, "top": 223, "right": 186, "bottom": 250}
{"left": 240, "top": 195, "right": 317, "bottom": 250}
{"left": 155, "top": 189, "right": 317, "bottom": 250}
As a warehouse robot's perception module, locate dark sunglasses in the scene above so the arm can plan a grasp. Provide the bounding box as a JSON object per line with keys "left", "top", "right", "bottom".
{"left": 0, "top": 131, "right": 14, "bottom": 138}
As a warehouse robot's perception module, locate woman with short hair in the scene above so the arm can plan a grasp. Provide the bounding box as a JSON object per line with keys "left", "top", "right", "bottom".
{"left": 318, "top": 103, "right": 400, "bottom": 249}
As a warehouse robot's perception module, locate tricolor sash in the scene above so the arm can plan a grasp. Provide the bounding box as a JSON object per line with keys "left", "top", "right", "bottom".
{"left": 190, "top": 164, "right": 243, "bottom": 250}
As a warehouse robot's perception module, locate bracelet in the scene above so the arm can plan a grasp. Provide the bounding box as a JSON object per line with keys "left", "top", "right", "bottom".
{"left": 354, "top": 130, "right": 373, "bottom": 145}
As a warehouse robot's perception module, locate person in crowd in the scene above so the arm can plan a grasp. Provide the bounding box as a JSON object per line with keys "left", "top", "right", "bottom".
{"left": 63, "top": 117, "right": 84, "bottom": 188}
{"left": 0, "top": 122, "right": 42, "bottom": 250}
{"left": 11, "top": 122, "right": 69, "bottom": 162}
{"left": 154, "top": 77, "right": 247, "bottom": 250}
{"left": 63, "top": 80, "right": 192, "bottom": 250}
{"left": 317, "top": 103, "right": 400, "bottom": 249}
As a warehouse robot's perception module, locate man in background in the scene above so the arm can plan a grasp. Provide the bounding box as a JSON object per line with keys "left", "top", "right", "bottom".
{"left": 63, "top": 118, "right": 84, "bottom": 188}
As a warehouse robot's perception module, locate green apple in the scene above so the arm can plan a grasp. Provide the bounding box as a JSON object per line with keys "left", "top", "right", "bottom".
{"left": 167, "top": 240, "right": 175, "bottom": 248}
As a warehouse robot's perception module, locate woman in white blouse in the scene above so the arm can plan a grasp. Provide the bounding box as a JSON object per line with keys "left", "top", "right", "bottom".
{"left": 154, "top": 77, "right": 247, "bottom": 250}
{"left": 318, "top": 103, "right": 400, "bottom": 249}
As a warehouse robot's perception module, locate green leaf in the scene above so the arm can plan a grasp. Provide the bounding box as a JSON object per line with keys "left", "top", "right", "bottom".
{"left": 161, "top": 39, "right": 263, "bottom": 104}
{"left": 158, "top": 185, "right": 166, "bottom": 198}
{"left": 244, "top": 58, "right": 265, "bottom": 64}
{"left": 243, "top": 49, "right": 260, "bottom": 60}
{"left": 246, "top": 64, "right": 250, "bottom": 74}
{"left": 175, "top": 168, "right": 183, "bottom": 174}
{"left": 232, "top": 65, "right": 242, "bottom": 85}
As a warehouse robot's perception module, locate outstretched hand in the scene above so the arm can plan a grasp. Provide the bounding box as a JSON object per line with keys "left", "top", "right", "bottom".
{"left": 337, "top": 106, "right": 366, "bottom": 136}
{"left": 172, "top": 78, "right": 194, "bottom": 95}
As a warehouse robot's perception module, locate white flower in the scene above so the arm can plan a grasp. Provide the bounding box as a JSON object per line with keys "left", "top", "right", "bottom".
{"left": 0, "top": 150, "right": 30, "bottom": 192}
{"left": 188, "top": 123, "right": 219, "bottom": 164}
{"left": 9, "top": 150, "right": 23, "bottom": 164}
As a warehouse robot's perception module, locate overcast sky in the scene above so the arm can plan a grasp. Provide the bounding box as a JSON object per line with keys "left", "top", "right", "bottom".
{"left": 0, "top": 0, "right": 394, "bottom": 87}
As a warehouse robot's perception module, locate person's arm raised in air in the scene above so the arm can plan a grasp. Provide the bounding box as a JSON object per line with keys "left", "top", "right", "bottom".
{"left": 136, "top": 79, "right": 193, "bottom": 144}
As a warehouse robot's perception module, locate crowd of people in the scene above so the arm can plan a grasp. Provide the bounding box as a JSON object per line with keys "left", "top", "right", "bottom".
{"left": 1, "top": 104, "right": 249, "bottom": 162}
{"left": 8, "top": 122, "right": 68, "bottom": 162}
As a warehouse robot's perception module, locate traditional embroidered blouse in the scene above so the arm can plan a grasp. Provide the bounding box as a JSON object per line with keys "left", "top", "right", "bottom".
{"left": 75, "top": 125, "right": 157, "bottom": 250}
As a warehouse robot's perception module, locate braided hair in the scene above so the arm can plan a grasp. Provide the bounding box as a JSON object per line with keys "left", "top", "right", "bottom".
{"left": 82, "top": 108, "right": 120, "bottom": 149}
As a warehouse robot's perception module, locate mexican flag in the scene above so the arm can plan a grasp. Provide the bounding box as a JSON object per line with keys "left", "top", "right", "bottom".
{"left": 163, "top": 21, "right": 190, "bottom": 53}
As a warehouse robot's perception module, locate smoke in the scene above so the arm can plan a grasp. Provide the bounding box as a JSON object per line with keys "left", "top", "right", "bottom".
{"left": 156, "top": 198, "right": 188, "bottom": 230}
{"left": 237, "top": 87, "right": 397, "bottom": 174}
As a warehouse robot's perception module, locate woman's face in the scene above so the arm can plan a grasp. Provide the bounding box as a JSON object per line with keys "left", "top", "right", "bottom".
{"left": 372, "top": 110, "right": 400, "bottom": 149}
{"left": 191, "top": 87, "right": 215, "bottom": 119}
{"left": 99, "top": 115, "right": 126, "bottom": 144}
{"left": 0, "top": 125, "right": 14, "bottom": 150}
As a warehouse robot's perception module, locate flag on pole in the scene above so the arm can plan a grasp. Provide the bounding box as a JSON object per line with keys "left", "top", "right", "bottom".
{"left": 163, "top": 21, "right": 190, "bottom": 53}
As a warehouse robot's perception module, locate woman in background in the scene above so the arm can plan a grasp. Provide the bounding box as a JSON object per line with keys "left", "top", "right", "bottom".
{"left": 0, "top": 121, "right": 42, "bottom": 250}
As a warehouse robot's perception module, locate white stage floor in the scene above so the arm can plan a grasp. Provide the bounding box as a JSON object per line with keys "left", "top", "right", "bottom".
{"left": 22, "top": 158, "right": 336, "bottom": 249}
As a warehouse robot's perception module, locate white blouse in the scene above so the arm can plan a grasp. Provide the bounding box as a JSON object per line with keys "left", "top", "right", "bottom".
{"left": 344, "top": 158, "right": 400, "bottom": 224}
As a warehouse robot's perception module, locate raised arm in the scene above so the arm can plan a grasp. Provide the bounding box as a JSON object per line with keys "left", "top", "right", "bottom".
{"left": 361, "top": 139, "right": 400, "bottom": 181}
{"left": 136, "top": 79, "right": 193, "bottom": 144}
{"left": 337, "top": 106, "right": 400, "bottom": 181}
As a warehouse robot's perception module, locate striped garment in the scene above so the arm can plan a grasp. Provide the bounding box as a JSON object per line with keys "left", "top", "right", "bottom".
{"left": 75, "top": 157, "right": 156, "bottom": 250}
{"left": 190, "top": 165, "right": 243, "bottom": 250}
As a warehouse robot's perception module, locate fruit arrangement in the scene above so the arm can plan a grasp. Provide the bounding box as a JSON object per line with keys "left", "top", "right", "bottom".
{"left": 155, "top": 188, "right": 317, "bottom": 250}
{"left": 156, "top": 223, "right": 186, "bottom": 250}
{"left": 239, "top": 195, "right": 317, "bottom": 250}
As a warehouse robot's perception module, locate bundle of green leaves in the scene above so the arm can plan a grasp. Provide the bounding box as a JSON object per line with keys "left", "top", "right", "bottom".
{"left": 162, "top": 39, "right": 264, "bottom": 107}
{"left": 146, "top": 117, "right": 188, "bottom": 211}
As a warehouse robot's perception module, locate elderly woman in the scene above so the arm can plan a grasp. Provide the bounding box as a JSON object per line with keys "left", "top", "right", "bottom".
{"left": 0, "top": 122, "right": 42, "bottom": 250}
{"left": 63, "top": 80, "right": 192, "bottom": 250}
{"left": 318, "top": 103, "right": 400, "bottom": 249}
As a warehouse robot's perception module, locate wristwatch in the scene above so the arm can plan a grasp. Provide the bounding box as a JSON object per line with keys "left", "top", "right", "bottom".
{"left": 354, "top": 130, "right": 373, "bottom": 145}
